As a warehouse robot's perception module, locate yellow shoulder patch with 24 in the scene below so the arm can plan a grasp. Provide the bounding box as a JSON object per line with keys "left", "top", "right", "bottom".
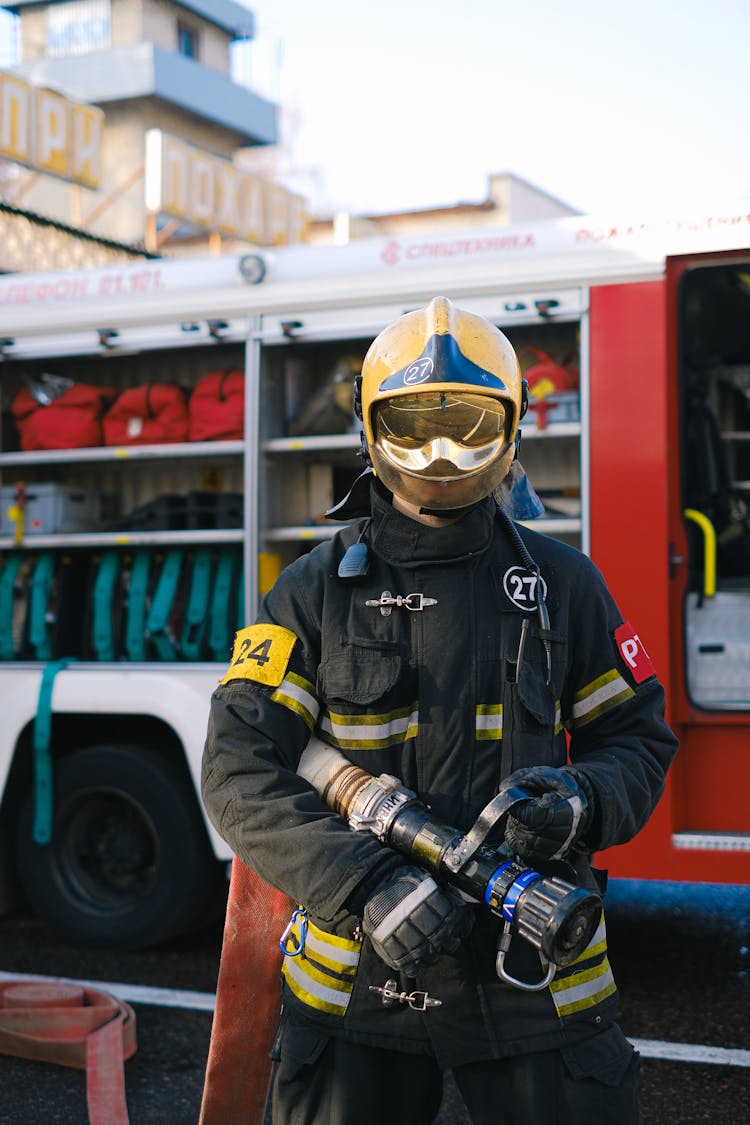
{"left": 220, "top": 624, "right": 297, "bottom": 687}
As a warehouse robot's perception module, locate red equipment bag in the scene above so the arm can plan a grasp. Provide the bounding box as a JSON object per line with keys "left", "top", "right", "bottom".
{"left": 520, "top": 347, "right": 579, "bottom": 430}
{"left": 11, "top": 384, "right": 116, "bottom": 451}
{"left": 103, "top": 384, "right": 189, "bottom": 446}
{"left": 189, "top": 370, "right": 245, "bottom": 442}
{"left": 522, "top": 346, "right": 579, "bottom": 399}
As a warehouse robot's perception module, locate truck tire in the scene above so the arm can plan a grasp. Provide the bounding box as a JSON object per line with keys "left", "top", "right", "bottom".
{"left": 16, "top": 743, "right": 220, "bottom": 949}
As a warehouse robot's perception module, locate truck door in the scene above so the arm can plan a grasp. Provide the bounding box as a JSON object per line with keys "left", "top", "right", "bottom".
{"left": 669, "top": 251, "right": 750, "bottom": 877}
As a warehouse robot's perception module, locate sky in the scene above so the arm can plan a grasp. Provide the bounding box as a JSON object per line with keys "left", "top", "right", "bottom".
{"left": 0, "top": 0, "right": 748, "bottom": 223}
{"left": 230, "top": 0, "right": 750, "bottom": 221}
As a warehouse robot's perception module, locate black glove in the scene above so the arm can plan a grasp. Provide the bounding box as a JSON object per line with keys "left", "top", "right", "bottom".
{"left": 503, "top": 765, "right": 594, "bottom": 864}
{"left": 362, "top": 865, "right": 471, "bottom": 977}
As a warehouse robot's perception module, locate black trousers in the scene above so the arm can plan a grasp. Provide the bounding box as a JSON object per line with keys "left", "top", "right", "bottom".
{"left": 270, "top": 1021, "right": 642, "bottom": 1125}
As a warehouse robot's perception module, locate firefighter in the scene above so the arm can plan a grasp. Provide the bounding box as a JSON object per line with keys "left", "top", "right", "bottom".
{"left": 201, "top": 297, "right": 678, "bottom": 1125}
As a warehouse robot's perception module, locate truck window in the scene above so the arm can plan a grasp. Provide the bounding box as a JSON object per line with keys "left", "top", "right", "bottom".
{"left": 680, "top": 261, "right": 750, "bottom": 708}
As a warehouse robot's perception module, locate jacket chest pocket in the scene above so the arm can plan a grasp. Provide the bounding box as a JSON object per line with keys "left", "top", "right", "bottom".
{"left": 319, "top": 640, "right": 404, "bottom": 704}
{"left": 317, "top": 640, "right": 416, "bottom": 754}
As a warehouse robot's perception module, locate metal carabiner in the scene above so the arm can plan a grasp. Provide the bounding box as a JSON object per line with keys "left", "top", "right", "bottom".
{"left": 495, "top": 920, "right": 556, "bottom": 992}
{"left": 279, "top": 908, "right": 308, "bottom": 957}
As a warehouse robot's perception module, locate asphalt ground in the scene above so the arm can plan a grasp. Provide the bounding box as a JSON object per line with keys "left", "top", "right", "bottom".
{"left": 0, "top": 879, "right": 749, "bottom": 1124}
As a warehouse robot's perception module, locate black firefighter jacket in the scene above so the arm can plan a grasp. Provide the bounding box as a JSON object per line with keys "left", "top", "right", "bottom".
{"left": 201, "top": 481, "right": 678, "bottom": 1071}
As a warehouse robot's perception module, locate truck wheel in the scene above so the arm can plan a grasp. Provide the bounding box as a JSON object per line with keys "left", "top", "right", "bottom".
{"left": 16, "top": 743, "right": 220, "bottom": 949}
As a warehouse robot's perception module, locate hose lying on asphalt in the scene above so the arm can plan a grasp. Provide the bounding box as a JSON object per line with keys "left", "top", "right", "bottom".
{"left": 0, "top": 979, "right": 136, "bottom": 1125}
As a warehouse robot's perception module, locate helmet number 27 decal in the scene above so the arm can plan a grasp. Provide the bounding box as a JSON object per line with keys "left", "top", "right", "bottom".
{"left": 403, "top": 357, "right": 434, "bottom": 385}
{"left": 502, "top": 566, "right": 547, "bottom": 611}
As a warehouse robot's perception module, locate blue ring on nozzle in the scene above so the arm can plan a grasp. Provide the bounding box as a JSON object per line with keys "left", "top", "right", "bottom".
{"left": 484, "top": 861, "right": 514, "bottom": 906}
{"left": 500, "top": 869, "right": 544, "bottom": 923}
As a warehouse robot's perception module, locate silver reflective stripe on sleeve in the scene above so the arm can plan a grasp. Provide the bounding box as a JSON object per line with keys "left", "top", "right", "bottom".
{"left": 572, "top": 670, "right": 635, "bottom": 728}
{"left": 281, "top": 914, "right": 361, "bottom": 1017}
{"left": 271, "top": 671, "right": 319, "bottom": 728}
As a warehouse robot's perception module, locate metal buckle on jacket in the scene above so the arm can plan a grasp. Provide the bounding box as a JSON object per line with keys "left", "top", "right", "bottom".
{"left": 369, "top": 979, "right": 442, "bottom": 1010}
{"left": 365, "top": 590, "right": 438, "bottom": 616}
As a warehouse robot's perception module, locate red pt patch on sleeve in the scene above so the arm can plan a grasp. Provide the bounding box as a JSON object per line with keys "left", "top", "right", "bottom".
{"left": 615, "top": 622, "right": 656, "bottom": 683}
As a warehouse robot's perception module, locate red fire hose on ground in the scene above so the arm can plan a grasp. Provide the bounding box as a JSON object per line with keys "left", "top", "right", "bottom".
{"left": 199, "top": 856, "right": 293, "bottom": 1125}
{"left": 0, "top": 979, "right": 136, "bottom": 1124}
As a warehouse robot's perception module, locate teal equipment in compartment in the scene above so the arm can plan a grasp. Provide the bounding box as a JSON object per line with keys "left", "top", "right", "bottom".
{"left": 146, "top": 549, "right": 184, "bottom": 660}
{"left": 181, "top": 548, "right": 213, "bottom": 660}
{"left": 124, "top": 550, "right": 151, "bottom": 662}
{"left": 32, "top": 658, "right": 72, "bottom": 844}
{"left": 0, "top": 554, "right": 23, "bottom": 659}
{"left": 208, "top": 548, "right": 238, "bottom": 662}
{"left": 91, "top": 551, "right": 120, "bottom": 661}
{"left": 28, "top": 553, "right": 55, "bottom": 660}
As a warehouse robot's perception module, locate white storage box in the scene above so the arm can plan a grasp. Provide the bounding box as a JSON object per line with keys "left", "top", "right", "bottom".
{"left": 545, "top": 392, "right": 581, "bottom": 424}
{"left": 0, "top": 483, "right": 100, "bottom": 535}
{"left": 528, "top": 392, "right": 580, "bottom": 428}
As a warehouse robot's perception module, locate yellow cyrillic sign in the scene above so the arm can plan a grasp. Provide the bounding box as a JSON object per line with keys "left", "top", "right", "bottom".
{"left": 145, "top": 129, "right": 308, "bottom": 246}
{"left": 0, "top": 71, "right": 103, "bottom": 188}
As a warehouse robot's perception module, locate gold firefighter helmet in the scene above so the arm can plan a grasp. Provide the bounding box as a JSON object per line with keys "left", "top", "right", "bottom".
{"left": 357, "top": 296, "right": 527, "bottom": 510}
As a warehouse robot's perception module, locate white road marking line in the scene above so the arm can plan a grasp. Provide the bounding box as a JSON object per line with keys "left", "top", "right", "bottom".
{"left": 2, "top": 970, "right": 749, "bottom": 1068}
{"left": 0, "top": 970, "right": 215, "bottom": 1013}
{"left": 629, "top": 1038, "right": 750, "bottom": 1068}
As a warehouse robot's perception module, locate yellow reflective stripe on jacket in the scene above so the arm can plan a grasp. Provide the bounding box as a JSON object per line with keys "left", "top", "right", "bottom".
{"left": 549, "top": 915, "right": 617, "bottom": 1017}
{"left": 572, "top": 669, "right": 635, "bottom": 729}
{"left": 476, "top": 703, "right": 502, "bottom": 741}
{"left": 281, "top": 915, "right": 361, "bottom": 1017}
{"left": 475, "top": 702, "right": 561, "bottom": 739}
{"left": 319, "top": 705, "right": 419, "bottom": 750}
{"left": 271, "top": 671, "right": 319, "bottom": 728}
{"left": 303, "top": 921, "right": 361, "bottom": 973}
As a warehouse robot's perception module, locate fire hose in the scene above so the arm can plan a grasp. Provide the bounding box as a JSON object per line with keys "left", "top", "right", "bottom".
{"left": 0, "top": 979, "right": 136, "bottom": 1125}
{"left": 298, "top": 736, "right": 602, "bottom": 989}
{"left": 199, "top": 858, "right": 293, "bottom": 1125}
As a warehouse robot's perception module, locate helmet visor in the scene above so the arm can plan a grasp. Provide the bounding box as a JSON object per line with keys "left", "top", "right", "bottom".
{"left": 374, "top": 391, "right": 511, "bottom": 479}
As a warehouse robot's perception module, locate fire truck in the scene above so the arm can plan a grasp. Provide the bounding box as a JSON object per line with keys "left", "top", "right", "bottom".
{"left": 0, "top": 201, "right": 748, "bottom": 949}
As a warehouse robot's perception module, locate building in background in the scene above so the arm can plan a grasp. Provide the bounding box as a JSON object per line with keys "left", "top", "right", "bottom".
{"left": 310, "top": 172, "right": 579, "bottom": 244}
{"left": 0, "top": 3, "right": 579, "bottom": 272}
{"left": 0, "top": 199, "right": 153, "bottom": 269}
{"left": 0, "top": 0, "right": 308, "bottom": 261}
